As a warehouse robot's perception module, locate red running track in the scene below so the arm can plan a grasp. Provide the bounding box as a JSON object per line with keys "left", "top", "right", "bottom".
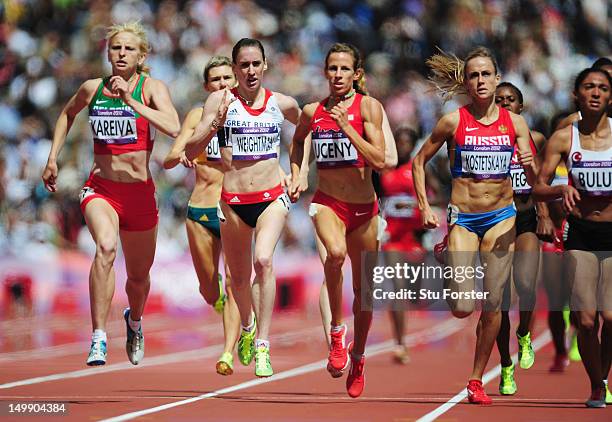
{"left": 0, "top": 310, "right": 609, "bottom": 421}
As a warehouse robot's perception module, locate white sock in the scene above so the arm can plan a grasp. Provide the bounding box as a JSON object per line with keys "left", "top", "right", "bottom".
{"left": 331, "top": 324, "right": 345, "bottom": 333}
{"left": 256, "top": 339, "right": 270, "bottom": 349}
{"left": 128, "top": 316, "right": 141, "bottom": 333}
{"left": 241, "top": 315, "right": 255, "bottom": 333}
{"left": 92, "top": 329, "right": 107, "bottom": 343}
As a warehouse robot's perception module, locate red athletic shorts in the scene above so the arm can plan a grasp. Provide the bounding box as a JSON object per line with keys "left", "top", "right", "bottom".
{"left": 311, "top": 190, "right": 378, "bottom": 233}
{"left": 79, "top": 174, "right": 158, "bottom": 231}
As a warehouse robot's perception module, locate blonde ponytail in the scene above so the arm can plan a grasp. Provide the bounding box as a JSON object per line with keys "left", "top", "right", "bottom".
{"left": 426, "top": 48, "right": 465, "bottom": 101}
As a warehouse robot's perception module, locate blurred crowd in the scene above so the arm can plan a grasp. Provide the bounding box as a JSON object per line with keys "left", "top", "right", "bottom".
{"left": 0, "top": 0, "right": 609, "bottom": 258}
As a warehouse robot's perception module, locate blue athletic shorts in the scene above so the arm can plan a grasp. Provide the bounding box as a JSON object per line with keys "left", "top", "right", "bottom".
{"left": 447, "top": 203, "right": 516, "bottom": 238}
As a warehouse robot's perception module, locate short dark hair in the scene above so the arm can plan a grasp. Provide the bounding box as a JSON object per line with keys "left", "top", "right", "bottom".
{"left": 592, "top": 57, "right": 612, "bottom": 69}
{"left": 496, "top": 82, "right": 524, "bottom": 105}
{"left": 573, "top": 67, "right": 612, "bottom": 93}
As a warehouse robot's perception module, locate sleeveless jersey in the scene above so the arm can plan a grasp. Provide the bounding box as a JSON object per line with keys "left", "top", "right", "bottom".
{"left": 551, "top": 163, "right": 569, "bottom": 186}
{"left": 510, "top": 136, "right": 537, "bottom": 194}
{"left": 223, "top": 88, "right": 283, "bottom": 161}
{"left": 380, "top": 160, "right": 422, "bottom": 238}
{"left": 566, "top": 118, "right": 612, "bottom": 196}
{"left": 89, "top": 74, "right": 155, "bottom": 155}
{"left": 311, "top": 93, "right": 367, "bottom": 169}
{"left": 451, "top": 106, "right": 515, "bottom": 180}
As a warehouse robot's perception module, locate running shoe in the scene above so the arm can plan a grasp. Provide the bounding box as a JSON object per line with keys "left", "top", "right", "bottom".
{"left": 124, "top": 308, "right": 144, "bottom": 365}
{"left": 326, "top": 362, "right": 344, "bottom": 378}
{"left": 569, "top": 332, "right": 581, "bottom": 362}
{"left": 392, "top": 345, "right": 410, "bottom": 365}
{"left": 499, "top": 363, "right": 517, "bottom": 395}
{"left": 213, "top": 274, "right": 226, "bottom": 315}
{"left": 585, "top": 387, "right": 606, "bottom": 408}
{"left": 562, "top": 306, "right": 570, "bottom": 332}
{"left": 604, "top": 380, "right": 611, "bottom": 405}
{"left": 86, "top": 340, "right": 107, "bottom": 366}
{"left": 216, "top": 352, "right": 234, "bottom": 376}
{"left": 328, "top": 324, "right": 349, "bottom": 372}
{"left": 549, "top": 353, "right": 569, "bottom": 372}
{"left": 517, "top": 331, "right": 535, "bottom": 369}
{"left": 346, "top": 342, "right": 365, "bottom": 398}
{"left": 255, "top": 345, "right": 273, "bottom": 377}
{"left": 237, "top": 314, "right": 257, "bottom": 366}
{"left": 467, "top": 379, "right": 492, "bottom": 405}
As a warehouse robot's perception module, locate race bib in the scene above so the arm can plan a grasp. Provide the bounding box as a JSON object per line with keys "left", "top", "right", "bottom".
{"left": 571, "top": 163, "right": 612, "bottom": 196}
{"left": 460, "top": 145, "right": 513, "bottom": 179}
{"left": 206, "top": 135, "right": 221, "bottom": 161}
{"left": 510, "top": 163, "right": 531, "bottom": 194}
{"left": 90, "top": 108, "right": 137, "bottom": 145}
{"left": 383, "top": 195, "right": 417, "bottom": 218}
{"left": 277, "top": 193, "right": 291, "bottom": 212}
{"left": 312, "top": 130, "right": 358, "bottom": 168}
{"left": 229, "top": 126, "right": 279, "bottom": 160}
{"left": 79, "top": 186, "right": 96, "bottom": 204}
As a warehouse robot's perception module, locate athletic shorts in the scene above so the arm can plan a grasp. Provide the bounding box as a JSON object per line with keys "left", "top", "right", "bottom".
{"left": 564, "top": 215, "right": 612, "bottom": 254}
{"left": 516, "top": 207, "right": 537, "bottom": 236}
{"left": 79, "top": 174, "right": 158, "bottom": 231}
{"left": 220, "top": 184, "right": 290, "bottom": 228}
{"left": 382, "top": 237, "right": 426, "bottom": 262}
{"left": 447, "top": 203, "right": 516, "bottom": 238}
{"left": 187, "top": 205, "right": 220, "bottom": 238}
{"left": 310, "top": 190, "right": 379, "bottom": 234}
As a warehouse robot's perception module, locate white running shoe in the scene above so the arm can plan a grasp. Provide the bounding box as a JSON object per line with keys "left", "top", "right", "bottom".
{"left": 124, "top": 308, "right": 144, "bottom": 365}
{"left": 86, "top": 340, "right": 107, "bottom": 366}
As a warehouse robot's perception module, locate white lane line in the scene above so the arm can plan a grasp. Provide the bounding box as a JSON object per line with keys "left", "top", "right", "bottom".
{"left": 100, "top": 318, "right": 466, "bottom": 422}
{"left": 0, "top": 323, "right": 327, "bottom": 390}
{"left": 416, "top": 331, "right": 552, "bottom": 422}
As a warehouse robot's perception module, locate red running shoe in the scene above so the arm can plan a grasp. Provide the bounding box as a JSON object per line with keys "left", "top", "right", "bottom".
{"left": 326, "top": 362, "right": 344, "bottom": 378}
{"left": 467, "top": 379, "right": 492, "bottom": 405}
{"left": 328, "top": 324, "right": 349, "bottom": 372}
{"left": 434, "top": 234, "right": 448, "bottom": 265}
{"left": 549, "top": 353, "right": 570, "bottom": 373}
{"left": 346, "top": 342, "right": 365, "bottom": 398}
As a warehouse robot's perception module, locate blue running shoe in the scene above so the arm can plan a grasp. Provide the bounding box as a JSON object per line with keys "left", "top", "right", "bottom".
{"left": 86, "top": 340, "right": 107, "bottom": 366}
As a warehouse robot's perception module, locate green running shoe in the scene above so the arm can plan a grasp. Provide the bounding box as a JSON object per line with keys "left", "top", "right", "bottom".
{"left": 499, "top": 363, "right": 517, "bottom": 395}
{"left": 562, "top": 306, "right": 571, "bottom": 332}
{"left": 216, "top": 352, "right": 234, "bottom": 376}
{"left": 604, "top": 380, "right": 611, "bottom": 405}
{"left": 517, "top": 331, "right": 535, "bottom": 369}
{"left": 237, "top": 314, "right": 256, "bottom": 366}
{"left": 255, "top": 345, "right": 273, "bottom": 377}
{"left": 569, "top": 332, "right": 581, "bottom": 362}
{"left": 213, "top": 274, "right": 226, "bottom": 315}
